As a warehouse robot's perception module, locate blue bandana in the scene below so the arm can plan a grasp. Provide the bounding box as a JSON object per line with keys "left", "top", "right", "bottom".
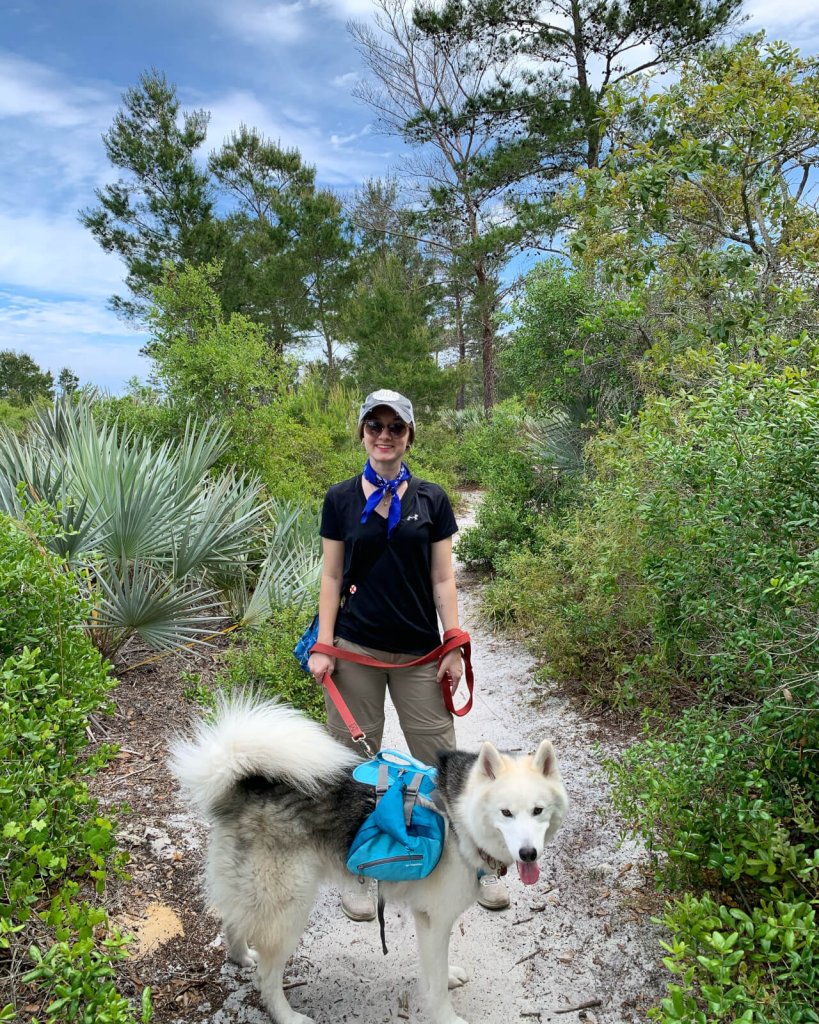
{"left": 361, "top": 460, "right": 411, "bottom": 537}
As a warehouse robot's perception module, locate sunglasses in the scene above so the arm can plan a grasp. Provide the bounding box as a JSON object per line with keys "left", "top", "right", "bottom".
{"left": 363, "top": 418, "right": 409, "bottom": 437}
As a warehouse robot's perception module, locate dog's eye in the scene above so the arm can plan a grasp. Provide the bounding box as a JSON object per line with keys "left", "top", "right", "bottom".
{"left": 501, "top": 809, "right": 513, "bottom": 818}
{"left": 532, "top": 807, "right": 543, "bottom": 816}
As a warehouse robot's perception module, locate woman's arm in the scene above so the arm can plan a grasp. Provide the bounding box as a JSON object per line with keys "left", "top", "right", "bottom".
{"left": 431, "top": 536, "right": 463, "bottom": 689}
{"left": 307, "top": 538, "right": 344, "bottom": 680}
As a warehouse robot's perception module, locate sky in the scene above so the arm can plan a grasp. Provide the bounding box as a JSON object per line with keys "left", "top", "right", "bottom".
{"left": 1, "top": 0, "right": 819, "bottom": 394}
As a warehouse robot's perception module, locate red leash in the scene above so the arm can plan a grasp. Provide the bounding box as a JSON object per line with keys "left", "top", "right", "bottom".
{"left": 311, "top": 628, "right": 474, "bottom": 751}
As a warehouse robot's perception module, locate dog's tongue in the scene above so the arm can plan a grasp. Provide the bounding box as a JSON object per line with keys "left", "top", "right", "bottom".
{"left": 517, "top": 860, "right": 540, "bottom": 885}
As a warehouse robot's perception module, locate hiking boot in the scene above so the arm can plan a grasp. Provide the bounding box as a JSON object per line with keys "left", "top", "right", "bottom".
{"left": 341, "top": 879, "right": 376, "bottom": 922}
{"left": 477, "top": 873, "right": 510, "bottom": 910}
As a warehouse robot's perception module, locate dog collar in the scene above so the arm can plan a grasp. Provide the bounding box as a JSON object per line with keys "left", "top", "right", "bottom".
{"left": 446, "top": 816, "right": 509, "bottom": 877}
{"left": 477, "top": 848, "right": 508, "bottom": 877}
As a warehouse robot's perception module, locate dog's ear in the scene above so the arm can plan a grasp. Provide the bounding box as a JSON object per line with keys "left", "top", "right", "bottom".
{"left": 532, "top": 739, "right": 558, "bottom": 777}
{"left": 476, "top": 741, "right": 503, "bottom": 780}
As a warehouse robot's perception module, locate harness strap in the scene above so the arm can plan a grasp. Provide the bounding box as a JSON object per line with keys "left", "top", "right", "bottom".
{"left": 404, "top": 772, "right": 422, "bottom": 828}
{"left": 376, "top": 763, "right": 390, "bottom": 799}
{"left": 313, "top": 630, "right": 474, "bottom": 747}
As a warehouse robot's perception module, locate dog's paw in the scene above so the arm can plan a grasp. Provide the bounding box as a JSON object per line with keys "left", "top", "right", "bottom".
{"left": 447, "top": 965, "right": 469, "bottom": 989}
{"left": 279, "top": 1013, "right": 315, "bottom": 1024}
{"left": 227, "top": 942, "right": 258, "bottom": 969}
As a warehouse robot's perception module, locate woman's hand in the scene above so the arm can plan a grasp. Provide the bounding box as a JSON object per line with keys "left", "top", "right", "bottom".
{"left": 308, "top": 651, "right": 335, "bottom": 682}
{"left": 437, "top": 648, "right": 463, "bottom": 694}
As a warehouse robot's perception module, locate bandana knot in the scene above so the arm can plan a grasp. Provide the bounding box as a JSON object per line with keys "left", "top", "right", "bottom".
{"left": 361, "top": 460, "right": 411, "bottom": 537}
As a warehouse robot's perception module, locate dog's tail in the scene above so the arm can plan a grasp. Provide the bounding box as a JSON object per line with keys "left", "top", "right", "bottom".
{"left": 169, "top": 691, "right": 360, "bottom": 817}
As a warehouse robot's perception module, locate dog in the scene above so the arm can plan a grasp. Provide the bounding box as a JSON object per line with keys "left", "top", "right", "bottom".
{"left": 170, "top": 694, "right": 568, "bottom": 1024}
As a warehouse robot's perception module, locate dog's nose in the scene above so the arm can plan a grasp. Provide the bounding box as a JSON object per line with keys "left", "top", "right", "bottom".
{"left": 519, "top": 846, "right": 537, "bottom": 862}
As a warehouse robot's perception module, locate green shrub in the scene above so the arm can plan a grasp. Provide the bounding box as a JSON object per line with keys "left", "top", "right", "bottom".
{"left": 214, "top": 606, "right": 326, "bottom": 721}
{"left": 608, "top": 703, "right": 818, "bottom": 1024}
{"left": 454, "top": 400, "right": 552, "bottom": 567}
{"left": 483, "top": 360, "right": 819, "bottom": 1021}
{"left": 0, "top": 512, "right": 147, "bottom": 1021}
{"left": 0, "top": 397, "right": 35, "bottom": 434}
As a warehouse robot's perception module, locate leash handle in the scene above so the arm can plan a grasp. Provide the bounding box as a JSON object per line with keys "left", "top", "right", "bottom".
{"left": 312, "top": 629, "right": 474, "bottom": 723}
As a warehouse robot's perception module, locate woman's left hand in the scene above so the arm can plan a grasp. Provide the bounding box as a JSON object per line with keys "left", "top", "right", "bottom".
{"left": 437, "top": 648, "right": 463, "bottom": 694}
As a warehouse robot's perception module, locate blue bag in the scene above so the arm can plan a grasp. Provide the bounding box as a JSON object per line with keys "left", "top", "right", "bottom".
{"left": 346, "top": 749, "right": 445, "bottom": 882}
{"left": 293, "top": 613, "right": 319, "bottom": 673}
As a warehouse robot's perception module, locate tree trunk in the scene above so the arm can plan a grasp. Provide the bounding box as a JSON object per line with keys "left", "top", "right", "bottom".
{"left": 454, "top": 286, "right": 466, "bottom": 410}
{"left": 474, "top": 260, "right": 495, "bottom": 411}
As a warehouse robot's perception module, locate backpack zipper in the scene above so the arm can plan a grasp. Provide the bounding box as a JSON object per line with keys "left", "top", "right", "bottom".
{"left": 356, "top": 854, "right": 423, "bottom": 870}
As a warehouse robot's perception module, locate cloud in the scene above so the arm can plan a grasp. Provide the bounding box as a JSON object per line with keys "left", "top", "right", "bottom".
{"left": 203, "top": 88, "right": 394, "bottom": 185}
{"left": 214, "top": 1, "right": 311, "bottom": 44}
{"left": 0, "top": 51, "right": 112, "bottom": 128}
{"left": 741, "top": 2, "right": 819, "bottom": 51}
{"left": 330, "top": 124, "right": 371, "bottom": 146}
{"left": 204, "top": 0, "right": 377, "bottom": 50}
{"left": 331, "top": 70, "right": 362, "bottom": 89}
{"left": 0, "top": 292, "right": 148, "bottom": 390}
{"left": 0, "top": 212, "right": 126, "bottom": 300}
{"left": 0, "top": 53, "right": 118, "bottom": 213}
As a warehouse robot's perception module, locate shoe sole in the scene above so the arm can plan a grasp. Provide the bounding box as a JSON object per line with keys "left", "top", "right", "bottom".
{"left": 477, "top": 898, "right": 510, "bottom": 911}
{"left": 342, "top": 908, "right": 377, "bottom": 921}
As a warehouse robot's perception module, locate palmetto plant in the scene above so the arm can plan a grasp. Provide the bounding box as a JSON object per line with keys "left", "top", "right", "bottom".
{"left": 521, "top": 406, "right": 586, "bottom": 479}
{"left": 0, "top": 398, "right": 322, "bottom": 660}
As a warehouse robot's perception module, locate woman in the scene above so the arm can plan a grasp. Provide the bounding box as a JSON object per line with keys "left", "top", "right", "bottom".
{"left": 308, "top": 388, "right": 509, "bottom": 919}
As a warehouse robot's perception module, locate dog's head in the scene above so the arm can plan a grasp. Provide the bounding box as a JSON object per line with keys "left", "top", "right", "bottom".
{"left": 443, "top": 740, "right": 568, "bottom": 885}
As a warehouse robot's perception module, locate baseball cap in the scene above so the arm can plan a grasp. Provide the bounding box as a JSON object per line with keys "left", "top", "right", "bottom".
{"left": 358, "top": 389, "right": 415, "bottom": 430}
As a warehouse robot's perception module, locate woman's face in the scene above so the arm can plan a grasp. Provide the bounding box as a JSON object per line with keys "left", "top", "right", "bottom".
{"left": 361, "top": 404, "right": 411, "bottom": 471}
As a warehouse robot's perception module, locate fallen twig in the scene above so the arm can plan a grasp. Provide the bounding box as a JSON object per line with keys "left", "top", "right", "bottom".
{"left": 119, "top": 763, "right": 155, "bottom": 781}
{"left": 555, "top": 998, "right": 603, "bottom": 1014}
{"left": 513, "top": 948, "right": 543, "bottom": 967}
{"left": 283, "top": 980, "right": 308, "bottom": 991}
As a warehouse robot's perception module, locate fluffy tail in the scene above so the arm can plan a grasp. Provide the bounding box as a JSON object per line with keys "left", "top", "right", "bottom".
{"left": 169, "top": 692, "right": 360, "bottom": 817}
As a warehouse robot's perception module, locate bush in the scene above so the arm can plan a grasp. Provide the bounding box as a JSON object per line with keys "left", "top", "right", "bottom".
{"left": 454, "top": 400, "right": 553, "bottom": 567}
{"left": 483, "top": 361, "right": 819, "bottom": 1021}
{"left": 607, "top": 702, "right": 818, "bottom": 1024}
{"left": 214, "top": 606, "right": 327, "bottom": 721}
{"left": 0, "top": 511, "right": 147, "bottom": 1021}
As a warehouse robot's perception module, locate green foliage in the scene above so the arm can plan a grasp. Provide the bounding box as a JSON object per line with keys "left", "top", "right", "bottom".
{"left": 656, "top": 892, "right": 817, "bottom": 1024}
{"left": 210, "top": 127, "right": 360, "bottom": 359}
{"left": 0, "top": 350, "right": 54, "bottom": 406}
{"left": 608, "top": 702, "right": 818, "bottom": 1024}
{"left": 636, "top": 367, "right": 819, "bottom": 712}
{"left": 501, "top": 260, "right": 646, "bottom": 419}
{"left": 225, "top": 377, "right": 363, "bottom": 504}
{"left": 454, "top": 400, "right": 582, "bottom": 568}
{"left": 343, "top": 251, "right": 459, "bottom": 410}
{"left": 0, "top": 397, "right": 274, "bottom": 658}
{"left": 214, "top": 606, "right": 326, "bottom": 721}
{"left": 0, "top": 512, "right": 147, "bottom": 1021}
{"left": 568, "top": 38, "right": 819, "bottom": 399}
{"left": 147, "top": 261, "right": 289, "bottom": 414}
{"left": 490, "top": 363, "right": 819, "bottom": 1018}
{"left": 0, "top": 397, "right": 35, "bottom": 434}
{"left": 80, "top": 69, "right": 213, "bottom": 320}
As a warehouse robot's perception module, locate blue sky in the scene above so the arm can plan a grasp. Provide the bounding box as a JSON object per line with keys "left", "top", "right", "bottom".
{"left": 1, "top": 0, "right": 818, "bottom": 393}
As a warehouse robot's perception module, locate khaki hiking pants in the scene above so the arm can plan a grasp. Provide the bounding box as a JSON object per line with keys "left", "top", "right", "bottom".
{"left": 324, "top": 637, "right": 456, "bottom": 766}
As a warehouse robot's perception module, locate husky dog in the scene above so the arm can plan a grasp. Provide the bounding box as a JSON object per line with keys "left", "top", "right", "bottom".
{"left": 171, "top": 695, "right": 568, "bottom": 1024}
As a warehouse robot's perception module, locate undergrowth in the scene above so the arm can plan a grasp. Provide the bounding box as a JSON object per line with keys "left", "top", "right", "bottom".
{"left": 0, "top": 509, "right": 151, "bottom": 1022}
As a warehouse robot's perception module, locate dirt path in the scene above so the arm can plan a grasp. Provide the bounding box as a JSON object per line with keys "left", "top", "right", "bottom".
{"left": 94, "top": 493, "right": 669, "bottom": 1023}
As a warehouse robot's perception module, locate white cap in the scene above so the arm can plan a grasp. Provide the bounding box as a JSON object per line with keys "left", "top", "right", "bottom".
{"left": 358, "top": 389, "right": 415, "bottom": 430}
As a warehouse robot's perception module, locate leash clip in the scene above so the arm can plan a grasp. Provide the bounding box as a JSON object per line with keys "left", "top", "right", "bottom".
{"left": 355, "top": 733, "right": 376, "bottom": 758}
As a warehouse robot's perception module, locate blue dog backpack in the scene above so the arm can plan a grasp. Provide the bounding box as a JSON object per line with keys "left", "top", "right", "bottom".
{"left": 346, "top": 749, "right": 445, "bottom": 882}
